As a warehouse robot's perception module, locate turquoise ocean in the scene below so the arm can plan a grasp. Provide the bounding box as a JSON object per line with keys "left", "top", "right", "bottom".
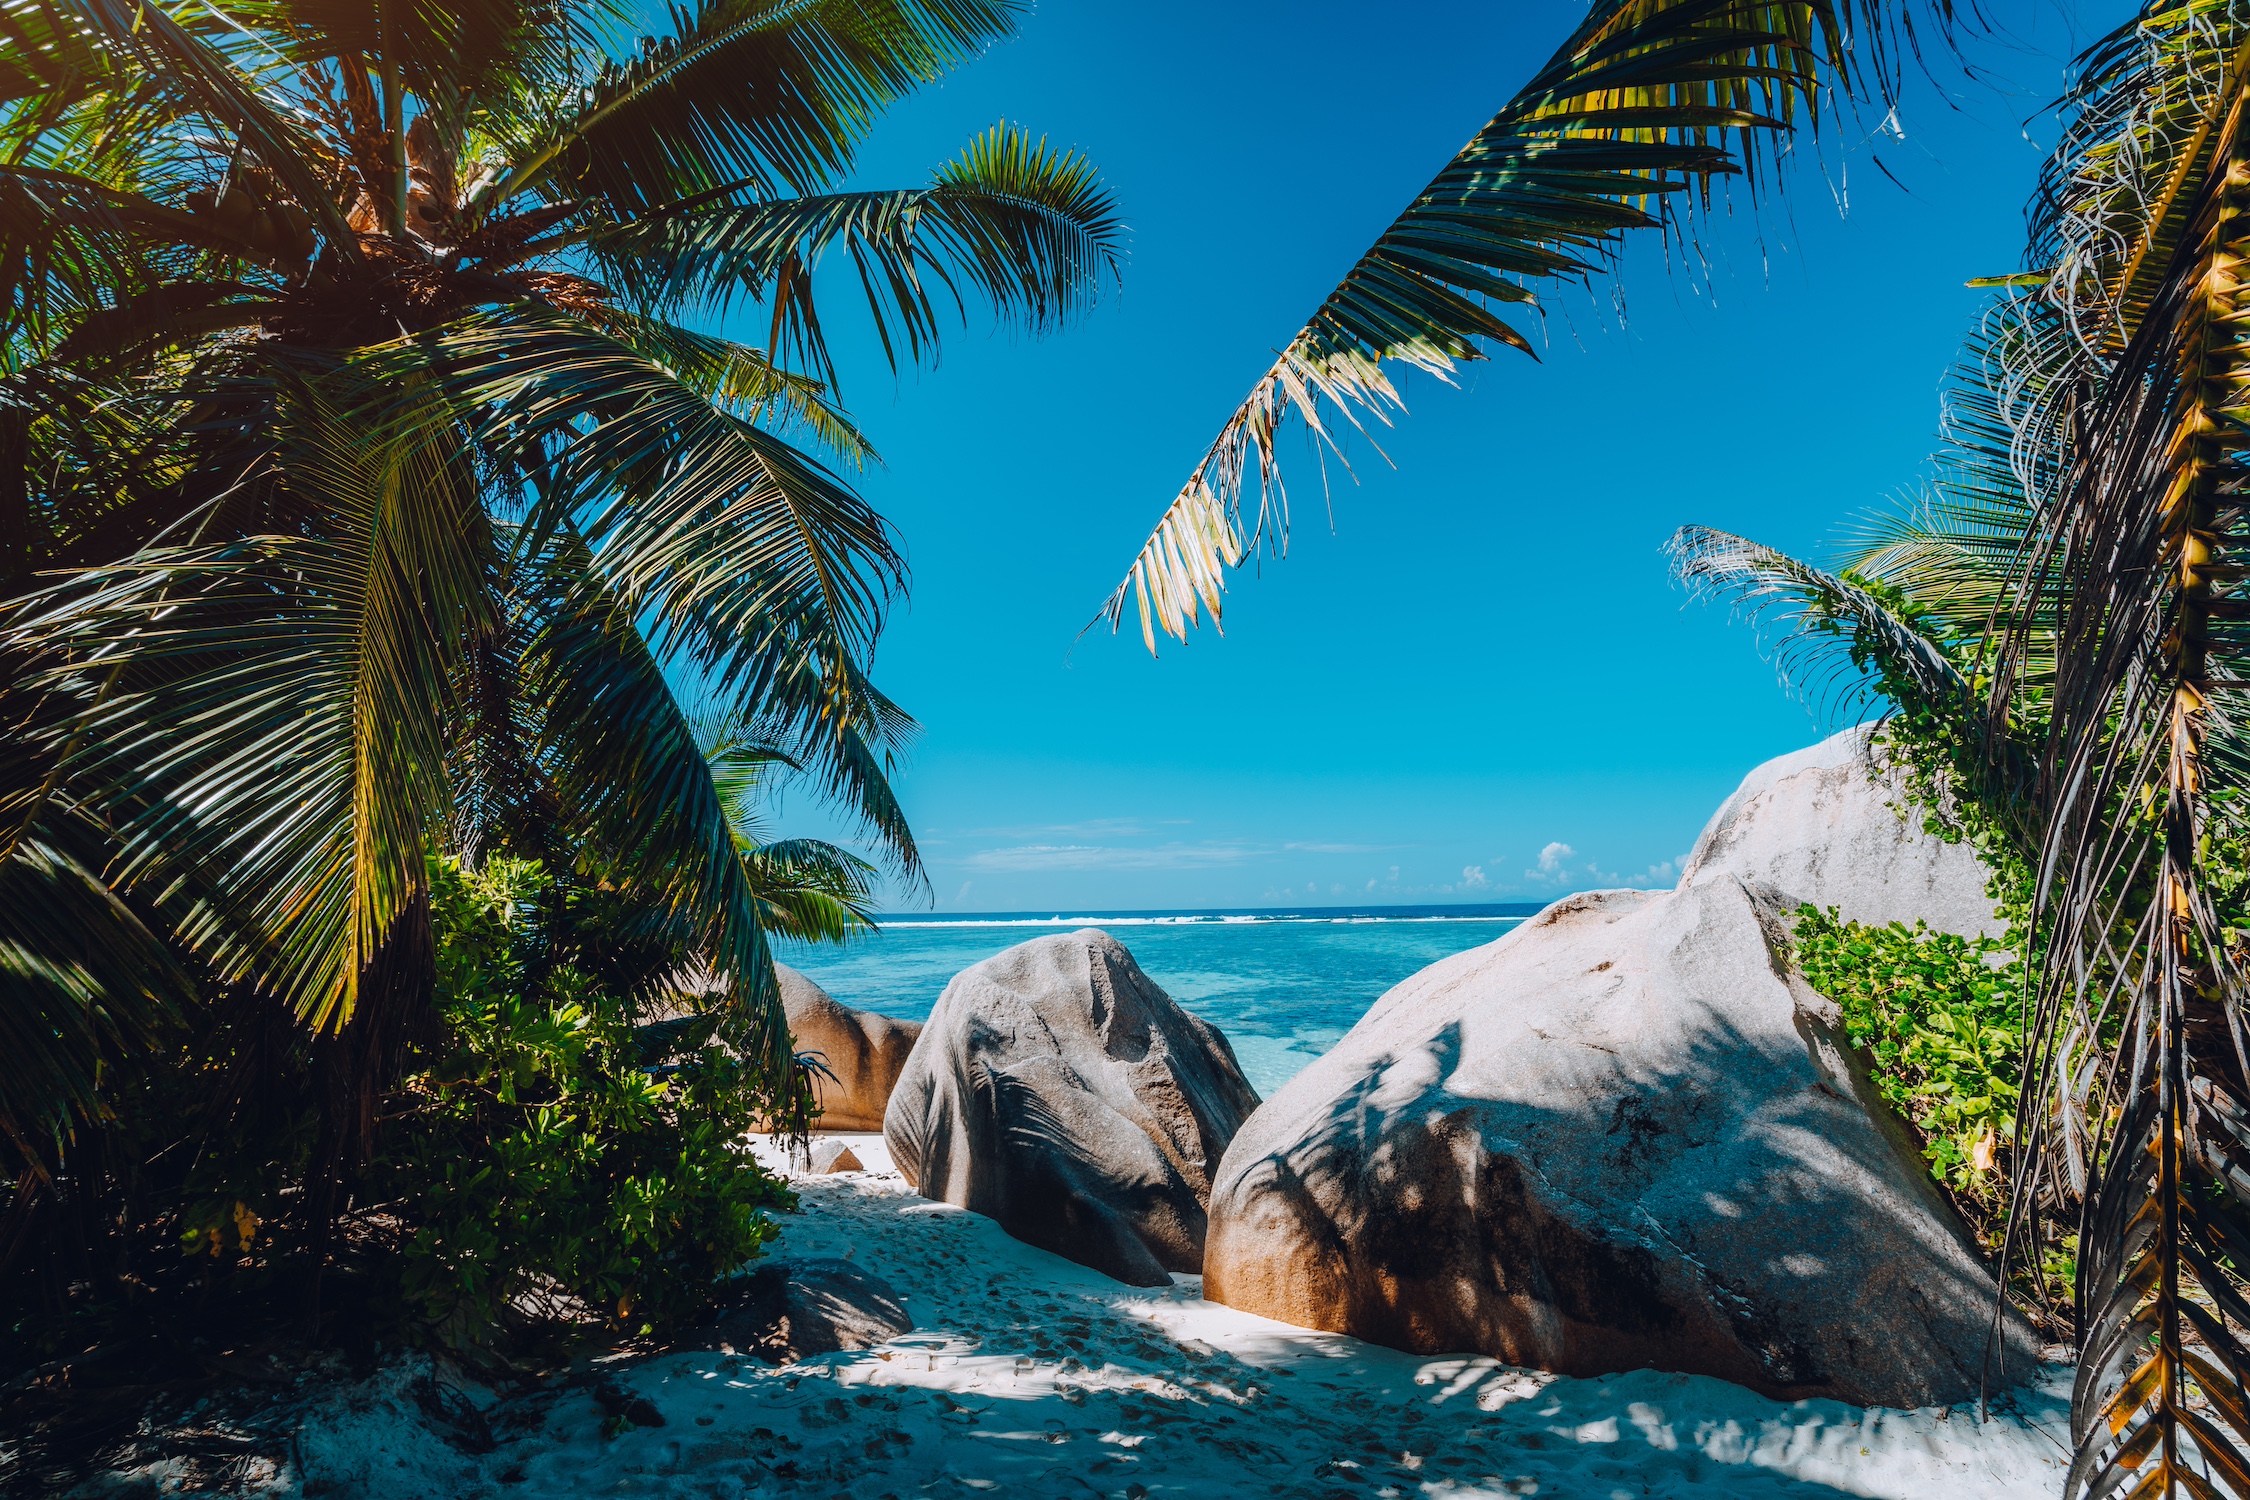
{"left": 775, "top": 903, "right": 1540, "bottom": 1100}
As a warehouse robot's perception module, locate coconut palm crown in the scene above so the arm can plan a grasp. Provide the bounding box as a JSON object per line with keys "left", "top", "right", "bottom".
{"left": 0, "top": 0, "right": 1121, "bottom": 1162}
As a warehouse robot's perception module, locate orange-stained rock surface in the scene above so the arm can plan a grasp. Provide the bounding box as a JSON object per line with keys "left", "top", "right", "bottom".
{"left": 781, "top": 965, "right": 922, "bottom": 1133}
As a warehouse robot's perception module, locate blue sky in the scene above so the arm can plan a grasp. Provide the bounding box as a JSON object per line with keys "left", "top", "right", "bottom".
{"left": 730, "top": 0, "right": 2121, "bottom": 913}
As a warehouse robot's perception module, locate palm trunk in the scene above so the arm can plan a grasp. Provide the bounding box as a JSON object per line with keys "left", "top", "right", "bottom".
{"left": 0, "top": 404, "right": 26, "bottom": 591}
{"left": 383, "top": 59, "right": 406, "bottom": 237}
{"left": 301, "top": 884, "right": 434, "bottom": 1335}
{"left": 374, "top": 0, "right": 405, "bottom": 237}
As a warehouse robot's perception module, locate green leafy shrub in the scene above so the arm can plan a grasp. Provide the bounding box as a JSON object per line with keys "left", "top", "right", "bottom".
{"left": 1790, "top": 904, "right": 2023, "bottom": 1223}
{"left": 375, "top": 855, "right": 792, "bottom": 1343}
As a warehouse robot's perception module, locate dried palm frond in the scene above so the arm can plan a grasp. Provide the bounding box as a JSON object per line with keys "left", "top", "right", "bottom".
{"left": 2014, "top": 84, "right": 2250, "bottom": 1500}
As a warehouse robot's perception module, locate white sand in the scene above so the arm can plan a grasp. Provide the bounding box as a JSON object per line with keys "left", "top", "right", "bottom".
{"left": 283, "top": 1132, "right": 2072, "bottom": 1499}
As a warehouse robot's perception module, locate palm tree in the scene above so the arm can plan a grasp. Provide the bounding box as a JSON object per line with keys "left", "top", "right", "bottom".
{"left": 0, "top": 0, "right": 1118, "bottom": 1218}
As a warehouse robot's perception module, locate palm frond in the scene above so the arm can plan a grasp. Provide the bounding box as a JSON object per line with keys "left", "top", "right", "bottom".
{"left": 1097, "top": 0, "right": 1934, "bottom": 653}
{"left": 0, "top": 168, "right": 258, "bottom": 349}
{"left": 0, "top": 2, "right": 115, "bottom": 108}
{"left": 582, "top": 122, "right": 1120, "bottom": 386}
{"left": 45, "top": 0, "right": 360, "bottom": 255}
{"left": 1667, "top": 524, "right": 1972, "bottom": 715}
{"left": 0, "top": 832, "right": 186, "bottom": 1171}
{"left": 727, "top": 649, "right": 923, "bottom": 885}
{"left": 8, "top": 376, "right": 485, "bottom": 1030}
{"left": 0, "top": 672, "right": 188, "bottom": 1172}
{"left": 484, "top": 0, "right": 1019, "bottom": 217}
{"left": 2040, "top": 155, "right": 2250, "bottom": 1500}
{"left": 368, "top": 309, "right": 903, "bottom": 661}
{"left": 1972, "top": 10, "right": 2250, "bottom": 1487}
{"left": 743, "top": 837, "right": 875, "bottom": 943}
{"left": 516, "top": 530, "right": 793, "bottom": 1087}
{"left": 2031, "top": 1, "right": 2250, "bottom": 357}
{"left": 1669, "top": 519, "right": 2045, "bottom": 864}
{"left": 229, "top": 0, "right": 563, "bottom": 124}
{"left": 576, "top": 308, "right": 875, "bottom": 464}
{"left": 690, "top": 705, "right": 880, "bottom": 941}
{"left": 690, "top": 704, "right": 797, "bottom": 849}
{"left": 1840, "top": 297, "right": 2069, "bottom": 641}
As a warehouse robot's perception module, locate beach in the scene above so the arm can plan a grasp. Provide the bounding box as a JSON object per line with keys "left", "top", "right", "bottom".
{"left": 282, "top": 1133, "right": 2072, "bottom": 1499}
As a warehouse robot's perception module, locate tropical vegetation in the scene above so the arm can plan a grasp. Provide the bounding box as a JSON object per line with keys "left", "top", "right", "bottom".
{"left": 0, "top": 0, "right": 1117, "bottom": 1362}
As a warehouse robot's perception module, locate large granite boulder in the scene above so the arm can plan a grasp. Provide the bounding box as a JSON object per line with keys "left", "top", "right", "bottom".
{"left": 781, "top": 965, "right": 922, "bottom": 1133}
{"left": 1202, "top": 739, "right": 2039, "bottom": 1409}
{"left": 1682, "top": 724, "right": 2001, "bottom": 938}
{"left": 884, "top": 930, "right": 1262, "bottom": 1286}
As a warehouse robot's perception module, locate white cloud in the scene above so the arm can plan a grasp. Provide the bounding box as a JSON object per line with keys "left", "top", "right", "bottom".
{"left": 1461, "top": 865, "right": 1488, "bottom": 889}
{"left": 1525, "top": 841, "right": 1577, "bottom": 881}
{"left": 963, "top": 841, "right": 1254, "bottom": 872}
{"left": 963, "top": 816, "right": 1148, "bottom": 839}
{"left": 1617, "top": 852, "right": 1695, "bottom": 889}
{"left": 952, "top": 881, "right": 973, "bottom": 904}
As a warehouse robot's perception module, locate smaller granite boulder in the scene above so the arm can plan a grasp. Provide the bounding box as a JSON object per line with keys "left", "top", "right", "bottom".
{"left": 699, "top": 1258, "right": 912, "bottom": 1362}
{"left": 782, "top": 965, "right": 922, "bottom": 1132}
{"left": 884, "top": 930, "right": 1262, "bottom": 1286}
{"left": 805, "top": 1139, "right": 863, "bottom": 1174}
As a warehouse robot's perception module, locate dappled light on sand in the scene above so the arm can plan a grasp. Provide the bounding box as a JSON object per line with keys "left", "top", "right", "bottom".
{"left": 289, "top": 1137, "right": 2069, "bottom": 1497}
